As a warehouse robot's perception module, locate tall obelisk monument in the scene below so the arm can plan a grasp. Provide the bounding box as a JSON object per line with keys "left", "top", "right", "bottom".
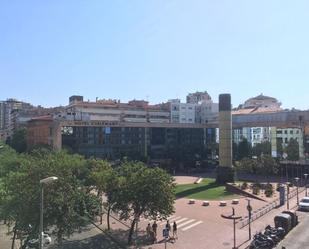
{"left": 216, "top": 93, "right": 234, "bottom": 183}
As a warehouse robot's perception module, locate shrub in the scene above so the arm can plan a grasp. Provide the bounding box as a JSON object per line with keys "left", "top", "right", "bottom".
{"left": 241, "top": 182, "right": 248, "bottom": 190}
{"left": 252, "top": 184, "right": 260, "bottom": 195}
{"left": 265, "top": 183, "right": 273, "bottom": 197}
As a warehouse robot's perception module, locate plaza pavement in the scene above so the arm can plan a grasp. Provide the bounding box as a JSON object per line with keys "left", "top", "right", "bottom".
{"left": 135, "top": 176, "right": 307, "bottom": 249}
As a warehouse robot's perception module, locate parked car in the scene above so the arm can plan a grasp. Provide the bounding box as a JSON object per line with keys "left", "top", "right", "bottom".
{"left": 298, "top": 197, "right": 309, "bottom": 211}
{"left": 25, "top": 233, "right": 51, "bottom": 249}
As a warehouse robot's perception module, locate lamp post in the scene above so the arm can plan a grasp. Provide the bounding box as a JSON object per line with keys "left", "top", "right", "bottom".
{"left": 294, "top": 177, "right": 300, "bottom": 206}
{"left": 304, "top": 174, "right": 308, "bottom": 196}
{"left": 286, "top": 182, "right": 290, "bottom": 210}
{"left": 246, "top": 199, "right": 252, "bottom": 240}
{"left": 221, "top": 208, "right": 242, "bottom": 249}
{"left": 40, "top": 176, "right": 58, "bottom": 249}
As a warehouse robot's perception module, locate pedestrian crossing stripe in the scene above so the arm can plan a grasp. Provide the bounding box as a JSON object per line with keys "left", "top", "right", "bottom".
{"left": 157, "top": 215, "right": 176, "bottom": 223}
{"left": 141, "top": 216, "right": 203, "bottom": 232}
{"left": 181, "top": 221, "right": 203, "bottom": 231}
{"left": 141, "top": 215, "right": 176, "bottom": 223}
{"left": 159, "top": 216, "right": 182, "bottom": 226}
{"left": 177, "top": 219, "right": 196, "bottom": 228}
{"left": 173, "top": 217, "right": 188, "bottom": 224}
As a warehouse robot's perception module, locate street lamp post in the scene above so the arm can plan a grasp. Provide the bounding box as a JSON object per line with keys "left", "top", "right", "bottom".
{"left": 221, "top": 208, "right": 242, "bottom": 249}
{"left": 286, "top": 182, "right": 290, "bottom": 210}
{"left": 294, "top": 177, "right": 300, "bottom": 206}
{"left": 40, "top": 176, "right": 58, "bottom": 249}
{"left": 304, "top": 174, "right": 308, "bottom": 196}
{"left": 246, "top": 199, "right": 252, "bottom": 240}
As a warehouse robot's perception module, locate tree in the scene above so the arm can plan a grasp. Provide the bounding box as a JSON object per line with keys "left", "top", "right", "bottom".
{"left": 115, "top": 161, "right": 175, "bottom": 244}
{"left": 256, "top": 155, "right": 279, "bottom": 178}
{"left": 235, "top": 157, "right": 259, "bottom": 174}
{"left": 233, "top": 142, "right": 239, "bottom": 161}
{"left": 252, "top": 141, "right": 271, "bottom": 157}
{"left": 8, "top": 128, "right": 27, "bottom": 153}
{"left": 276, "top": 138, "right": 284, "bottom": 158}
{"left": 90, "top": 159, "right": 120, "bottom": 229}
{"left": 1, "top": 149, "right": 100, "bottom": 247}
{"left": 286, "top": 138, "right": 299, "bottom": 161}
{"left": 236, "top": 139, "right": 252, "bottom": 160}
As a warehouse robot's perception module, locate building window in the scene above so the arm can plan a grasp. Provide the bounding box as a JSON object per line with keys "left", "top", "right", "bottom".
{"left": 290, "top": 130, "right": 293, "bottom": 134}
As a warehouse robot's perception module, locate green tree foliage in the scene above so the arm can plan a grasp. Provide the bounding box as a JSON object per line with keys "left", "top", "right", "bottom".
{"left": 235, "top": 157, "right": 259, "bottom": 174}
{"left": 234, "top": 139, "right": 252, "bottom": 160}
{"left": 236, "top": 155, "right": 278, "bottom": 177}
{"left": 286, "top": 138, "right": 300, "bottom": 161}
{"left": 256, "top": 155, "right": 279, "bottom": 177}
{"left": 115, "top": 161, "right": 175, "bottom": 244}
{"left": 0, "top": 149, "right": 99, "bottom": 247}
{"left": 8, "top": 128, "right": 27, "bottom": 153}
{"left": 90, "top": 159, "right": 119, "bottom": 229}
{"left": 276, "top": 138, "right": 284, "bottom": 158}
{"left": 252, "top": 141, "right": 271, "bottom": 157}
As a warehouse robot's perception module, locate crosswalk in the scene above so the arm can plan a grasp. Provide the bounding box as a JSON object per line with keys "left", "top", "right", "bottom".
{"left": 141, "top": 215, "right": 203, "bottom": 232}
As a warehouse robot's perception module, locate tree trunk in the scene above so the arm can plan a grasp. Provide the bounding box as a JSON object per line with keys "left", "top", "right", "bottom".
{"left": 100, "top": 197, "right": 103, "bottom": 225}
{"left": 11, "top": 226, "right": 17, "bottom": 249}
{"left": 97, "top": 190, "right": 103, "bottom": 225}
{"left": 107, "top": 205, "right": 111, "bottom": 230}
{"left": 127, "top": 218, "right": 136, "bottom": 245}
{"left": 57, "top": 230, "right": 63, "bottom": 245}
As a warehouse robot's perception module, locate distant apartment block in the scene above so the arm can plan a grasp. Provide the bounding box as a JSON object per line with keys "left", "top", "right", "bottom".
{"left": 0, "top": 98, "right": 64, "bottom": 141}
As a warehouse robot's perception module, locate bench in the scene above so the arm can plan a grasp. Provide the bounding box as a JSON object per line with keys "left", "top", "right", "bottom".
{"left": 202, "top": 201, "right": 210, "bottom": 206}
{"left": 188, "top": 199, "right": 195, "bottom": 204}
{"left": 219, "top": 201, "right": 227, "bottom": 206}
{"left": 232, "top": 199, "right": 239, "bottom": 204}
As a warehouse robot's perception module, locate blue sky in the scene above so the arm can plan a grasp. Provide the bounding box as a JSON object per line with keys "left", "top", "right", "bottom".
{"left": 1, "top": 0, "right": 309, "bottom": 109}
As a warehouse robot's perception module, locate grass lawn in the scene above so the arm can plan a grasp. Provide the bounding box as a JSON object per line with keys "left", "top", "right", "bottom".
{"left": 175, "top": 178, "right": 238, "bottom": 200}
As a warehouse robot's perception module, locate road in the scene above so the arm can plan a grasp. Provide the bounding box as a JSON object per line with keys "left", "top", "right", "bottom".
{"left": 275, "top": 211, "right": 309, "bottom": 249}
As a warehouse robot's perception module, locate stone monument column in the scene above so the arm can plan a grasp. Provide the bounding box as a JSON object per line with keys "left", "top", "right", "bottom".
{"left": 216, "top": 94, "right": 234, "bottom": 183}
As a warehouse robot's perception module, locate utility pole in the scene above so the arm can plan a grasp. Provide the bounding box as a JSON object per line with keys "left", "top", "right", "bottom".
{"left": 221, "top": 208, "right": 242, "bottom": 249}
{"left": 246, "top": 199, "right": 252, "bottom": 240}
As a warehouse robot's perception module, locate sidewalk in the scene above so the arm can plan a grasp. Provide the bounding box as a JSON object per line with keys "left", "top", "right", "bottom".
{"left": 238, "top": 188, "right": 306, "bottom": 249}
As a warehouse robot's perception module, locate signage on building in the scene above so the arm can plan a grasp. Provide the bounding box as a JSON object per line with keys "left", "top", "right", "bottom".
{"left": 64, "top": 121, "right": 119, "bottom": 127}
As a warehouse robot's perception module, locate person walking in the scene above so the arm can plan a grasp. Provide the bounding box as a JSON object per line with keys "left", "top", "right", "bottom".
{"left": 146, "top": 223, "right": 152, "bottom": 239}
{"left": 152, "top": 221, "right": 158, "bottom": 243}
{"left": 152, "top": 221, "right": 158, "bottom": 236}
{"left": 165, "top": 220, "right": 171, "bottom": 239}
{"left": 173, "top": 221, "right": 178, "bottom": 240}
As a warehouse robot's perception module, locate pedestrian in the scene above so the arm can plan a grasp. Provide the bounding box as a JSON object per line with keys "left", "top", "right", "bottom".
{"left": 146, "top": 223, "right": 152, "bottom": 239}
{"left": 173, "top": 221, "right": 178, "bottom": 240}
{"left": 152, "top": 221, "right": 158, "bottom": 237}
{"left": 166, "top": 220, "right": 171, "bottom": 238}
{"left": 152, "top": 221, "right": 158, "bottom": 243}
{"left": 166, "top": 220, "right": 171, "bottom": 231}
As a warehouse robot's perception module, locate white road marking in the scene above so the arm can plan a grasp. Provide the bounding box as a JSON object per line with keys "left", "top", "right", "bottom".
{"left": 173, "top": 218, "right": 188, "bottom": 224}
{"left": 181, "top": 221, "right": 203, "bottom": 231}
{"left": 177, "top": 219, "right": 196, "bottom": 228}
{"left": 159, "top": 216, "right": 182, "bottom": 226}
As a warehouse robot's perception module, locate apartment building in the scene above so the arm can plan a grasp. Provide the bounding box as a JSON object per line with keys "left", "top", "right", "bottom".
{"left": 65, "top": 96, "right": 170, "bottom": 124}
{"left": 169, "top": 99, "right": 196, "bottom": 124}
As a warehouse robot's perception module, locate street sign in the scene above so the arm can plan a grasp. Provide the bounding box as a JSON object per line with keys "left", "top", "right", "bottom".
{"left": 247, "top": 205, "right": 252, "bottom": 212}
